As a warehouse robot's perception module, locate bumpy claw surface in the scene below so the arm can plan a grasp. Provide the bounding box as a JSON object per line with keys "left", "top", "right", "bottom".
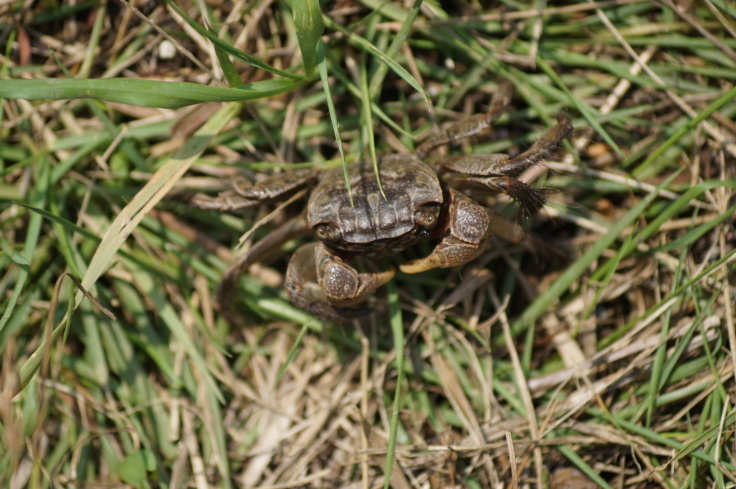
{"left": 286, "top": 242, "right": 395, "bottom": 320}
{"left": 316, "top": 245, "right": 395, "bottom": 306}
{"left": 400, "top": 190, "right": 490, "bottom": 274}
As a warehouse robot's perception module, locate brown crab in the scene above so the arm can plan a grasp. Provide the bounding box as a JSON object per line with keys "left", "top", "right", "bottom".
{"left": 194, "top": 83, "right": 573, "bottom": 321}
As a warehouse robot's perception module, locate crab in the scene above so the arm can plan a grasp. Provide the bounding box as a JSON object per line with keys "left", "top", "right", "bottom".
{"left": 193, "top": 83, "right": 573, "bottom": 321}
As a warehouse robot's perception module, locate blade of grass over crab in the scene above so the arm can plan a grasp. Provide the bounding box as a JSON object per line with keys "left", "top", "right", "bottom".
{"left": 0, "top": 157, "right": 47, "bottom": 341}
{"left": 0, "top": 78, "right": 306, "bottom": 108}
{"left": 537, "top": 58, "right": 623, "bottom": 157}
{"left": 292, "top": 0, "right": 324, "bottom": 78}
{"left": 166, "top": 0, "right": 302, "bottom": 80}
{"left": 632, "top": 83, "right": 736, "bottom": 177}
{"left": 323, "top": 16, "right": 432, "bottom": 113}
{"left": 514, "top": 169, "right": 683, "bottom": 333}
{"left": 328, "top": 65, "right": 414, "bottom": 139}
{"left": 366, "top": 0, "right": 424, "bottom": 100}
{"left": 17, "top": 102, "right": 240, "bottom": 398}
{"left": 316, "top": 39, "right": 352, "bottom": 206}
{"left": 360, "top": 55, "right": 382, "bottom": 197}
{"left": 383, "top": 280, "right": 405, "bottom": 489}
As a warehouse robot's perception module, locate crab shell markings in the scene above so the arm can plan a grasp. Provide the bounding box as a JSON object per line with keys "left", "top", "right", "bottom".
{"left": 307, "top": 154, "right": 444, "bottom": 255}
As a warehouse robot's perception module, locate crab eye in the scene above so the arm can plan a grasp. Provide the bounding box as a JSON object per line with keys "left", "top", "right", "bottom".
{"left": 414, "top": 205, "right": 440, "bottom": 230}
{"left": 315, "top": 224, "right": 340, "bottom": 242}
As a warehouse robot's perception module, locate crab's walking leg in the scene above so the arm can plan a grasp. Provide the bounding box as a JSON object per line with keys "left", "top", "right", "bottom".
{"left": 439, "top": 113, "right": 573, "bottom": 176}
{"left": 439, "top": 113, "right": 573, "bottom": 215}
{"left": 192, "top": 169, "right": 318, "bottom": 211}
{"left": 401, "top": 189, "right": 491, "bottom": 274}
{"left": 286, "top": 242, "right": 395, "bottom": 320}
{"left": 415, "top": 81, "right": 514, "bottom": 158}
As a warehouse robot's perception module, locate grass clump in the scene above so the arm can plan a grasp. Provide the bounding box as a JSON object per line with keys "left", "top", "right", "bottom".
{"left": 1, "top": 1, "right": 735, "bottom": 488}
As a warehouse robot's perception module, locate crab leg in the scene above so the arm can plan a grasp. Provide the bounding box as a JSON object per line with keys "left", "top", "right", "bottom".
{"left": 438, "top": 113, "right": 573, "bottom": 178}
{"left": 437, "top": 113, "right": 573, "bottom": 215}
{"left": 415, "top": 81, "right": 514, "bottom": 158}
{"left": 286, "top": 242, "right": 395, "bottom": 320}
{"left": 192, "top": 169, "right": 317, "bottom": 211}
{"left": 400, "top": 189, "right": 491, "bottom": 274}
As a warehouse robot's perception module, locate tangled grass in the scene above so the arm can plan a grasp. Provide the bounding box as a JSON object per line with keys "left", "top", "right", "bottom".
{"left": 1, "top": 1, "right": 735, "bottom": 488}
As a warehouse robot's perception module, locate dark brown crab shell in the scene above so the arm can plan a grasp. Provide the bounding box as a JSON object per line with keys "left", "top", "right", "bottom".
{"left": 306, "top": 153, "right": 443, "bottom": 255}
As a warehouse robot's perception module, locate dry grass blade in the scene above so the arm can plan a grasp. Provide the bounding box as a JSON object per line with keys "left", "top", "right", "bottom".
{"left": 14, "top": 102, "right": 239, "bottom": 397}
{"left": 79, "top": 103, "right": 239, "bottom": 299}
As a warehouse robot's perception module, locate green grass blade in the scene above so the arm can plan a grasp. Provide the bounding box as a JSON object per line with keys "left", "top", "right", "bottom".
{"left": 599, "top": 180, "right": 736, "bottom": 276}
{"left": 360, "top": 56, "right": 381, "bottom": 196}
{"left": 579, "top": 228, "right": 638, "bottom": 327}
{"left": 30, "top": 0, "right": 98, "bottom": 24}
{"left": 0, "top": 78, "right": 305, "bottom": 108}
{"left": 276, "top": 323, "right": 309, "bottom": 386}
{"left": 166, "top": 0, "right": 302, "bottom": 80}
{"left": 367, "top": 0, "right": 423, "bottom": 99}
{"left": 16, "top": 102, "right": 240, "bottom": 395}
{"left": 193, "top": 1, "right": 241, "bottom": 87}
{"left": 77, "top": 101, "right": 238, "bottom": 309}
{"left": 632, "top": 84, "right": 736, "bottom": 176}
{"left": 650, "top": 205, "right": 736, "bottom": 253}
{"left": 537, "top": 58, "right": 623, "bottom": 157}
{"left": 614, "top": 412, "right": 736, "bottom": 471}
{"left": 0, "top": 157, "right": 48, "bottom": 339}
{"left": 516, "top": 170, "right": 683, "bottom": 331}
{"left": 292, "top": 0, "right": 324, "bottom": 78}
{"left": 316, "top": 39, "right": 351, "bottom": 205}
{"left": 211, "top": 26, "right": 243, "bottom": 88}
{"left": 323, "top": 16, "right": 432, "bottom": 113}
{"left": 383, "top": 280, "right": 405, "bottom": 489}
{"left": 557, "top": 445, "right": 615, "bottom": 489}
{"left": 328, "top": 64, "right": 414, "bottom": 138}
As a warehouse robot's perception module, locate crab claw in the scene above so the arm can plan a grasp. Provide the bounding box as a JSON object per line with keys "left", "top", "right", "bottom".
{"left": 316, "top": 249, "right": 395, "bottom": 307}
{"left": 400, "top": 189, "right": 490, "bottom": 274}
{"left": 286, "top": 242, "right": 395, "bottom": 321}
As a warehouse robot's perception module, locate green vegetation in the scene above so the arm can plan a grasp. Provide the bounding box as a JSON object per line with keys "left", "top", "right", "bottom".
{"left": 1, "top": 1, "right": 735, "bottom": 487}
